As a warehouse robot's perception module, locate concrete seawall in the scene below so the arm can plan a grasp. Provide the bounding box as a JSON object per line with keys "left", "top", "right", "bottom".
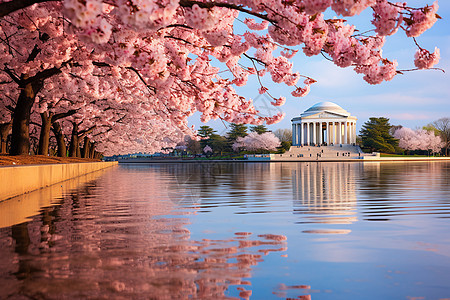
{"left": 0, "top": 161, "right": 118, "bottom": 201}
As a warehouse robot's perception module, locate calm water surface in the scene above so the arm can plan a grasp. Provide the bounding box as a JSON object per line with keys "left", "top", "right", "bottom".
{"left": 1, "top": 162, "right": 450, "bottom": 299}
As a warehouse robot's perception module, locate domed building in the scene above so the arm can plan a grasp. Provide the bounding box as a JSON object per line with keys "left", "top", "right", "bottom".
{"left": 291, "top": 102, "right": 357, "bottom": 146}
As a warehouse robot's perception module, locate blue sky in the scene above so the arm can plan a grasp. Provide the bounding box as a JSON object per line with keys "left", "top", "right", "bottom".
{"left": 188, "top": 1, "right": 450, "bottom": 135}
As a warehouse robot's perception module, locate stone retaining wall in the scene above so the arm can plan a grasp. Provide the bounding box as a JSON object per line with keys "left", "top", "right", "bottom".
{"left": 0, "top": 161, "right": 118, "bottom": 201}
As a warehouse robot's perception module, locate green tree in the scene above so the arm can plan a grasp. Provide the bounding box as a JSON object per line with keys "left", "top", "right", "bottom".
{"left": 249, "top": 125, "right": 268, "bottom": 134}
{"left": 197, "top": 125, "right": 217, "bottom": 149}
{"left": 422, "top": 124, "right": 440, "bottom": 136}
{"left": 198, "top": 125, "right": 216, "bottom": 138}
{"left": 226, "top": 124, "right": 248, "bottom": 141}
{"left": 277, "top": 141, "right": 292, "bottom": 153}
{"left": 208, "top": 134, "right": 228, "bottom": 156}
{"left": 360, "top": 117, "right": 399, "bottom": 153}
{"left": 430, "top": 118, "right": 450, "bottom": 156}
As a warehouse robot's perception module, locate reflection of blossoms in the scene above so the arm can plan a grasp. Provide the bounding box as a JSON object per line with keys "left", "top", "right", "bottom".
{"left": 0, "top": 168, "right": 291, "bottom": 299}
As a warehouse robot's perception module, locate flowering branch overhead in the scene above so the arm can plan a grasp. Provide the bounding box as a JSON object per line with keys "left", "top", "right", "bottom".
{"left": 0, "top": 0, "right": 444, "bottom": 155}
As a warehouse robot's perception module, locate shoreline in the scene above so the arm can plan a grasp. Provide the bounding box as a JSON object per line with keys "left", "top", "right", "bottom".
{"left": 0, "top": 161, "right": 118, "bottom": 202}
{"left": 118, "top": 157, "right": 450, "bottom": 163}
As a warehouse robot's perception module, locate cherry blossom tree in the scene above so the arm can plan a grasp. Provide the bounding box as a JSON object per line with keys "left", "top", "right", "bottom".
{"left": 393, "top": 127, "right": 416, "bottom": 151}
{"left": 1, "top": 0, "right": 443, "bottom": 156}
{"left": 394, "top": 127, "right": 444, "bottom": 154}
{"left": 203, "top": 145, "right": 212, "bottom": 154}
{"left": 431, "top": 118, "right": 450, "bottom": 155}
{"left": 0, "top": 5, "right": 191, "bottom": 155}
{"left": 233, "top": 131, "right": 280, "bottom": 152}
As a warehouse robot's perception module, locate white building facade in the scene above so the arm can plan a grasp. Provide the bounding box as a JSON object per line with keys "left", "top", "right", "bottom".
{"left": 292, "top": 102, "right": 357, "bottom": 146}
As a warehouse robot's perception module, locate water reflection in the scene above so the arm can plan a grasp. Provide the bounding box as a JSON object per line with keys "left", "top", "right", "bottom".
{"left": 151, "top": 162, "right": 450, "bottom": 223}
{"left": 291, "top": 163, "right": 359, "bottom": 225}
{"left": 1, "top": 162, "right": 450, "bottom": 299}
{"left": 0, "top": 169, "right": 110, "bottom": 228}
{"left": 358, "top": 162, "right": 450, "bottom": 221}
{"left": 0, "top": 167, "right": 290, "bottom": 299}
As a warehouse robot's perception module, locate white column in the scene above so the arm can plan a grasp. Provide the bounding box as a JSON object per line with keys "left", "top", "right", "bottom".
{"left": 303, "top": 123, "right": 307, "bottom": 145}
{"left": 332, "top": 122, "right": 336, "bottom": 145}
{"left": 307, "top": 122, "right": 311, "bottom": 145}
{"left": 300, "top": 123, "right": 303, "bottom": 145}
{"left": 312, "top": 122, "right": 317, "bottom": 145}
{"left": 334, "top": 122, "right": 338, "bottom": 145}
{"left": 337, "top": 122, "right": 342, "bottom": 144}
{"left": 353, "top": 122, "right": 357, "bottom": 144}
{"left": 350, "top": 122, "right": 353, "bottom": 144}
{"left": 305, "top": 122, "right": 309, "bottom": 146}
{"left": 334, "top": 122, "right": 338, "bottom": 144}
{"left": 344, "top": 121, "right": 348, "bottom": 144}
{"left": 299, "top": 123, "right": 302, "bottom": 145}
{"left": 350, "top": 122, "right": 354, "bottom": 144}
{"left": 294, "top": 123, "right": 297, "bottom": 146}
{"left": 318, "top": 122, "right": 322, "bottom": 145}
{"left": 326, "top": 122, "right": 329, "bottom": 145}
{"left": 349, "top": 122, "right": 353, "bottom": 144}
{"left": 292, "top": 123, "right": 295, "bottom": 145}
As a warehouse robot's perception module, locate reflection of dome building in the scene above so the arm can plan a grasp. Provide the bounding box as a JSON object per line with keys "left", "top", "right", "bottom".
{"left": 291, "top": 163, "right": 359, "bottom": 224}
{"left": 292, "top": 102, "right": 357, "bottom": 146}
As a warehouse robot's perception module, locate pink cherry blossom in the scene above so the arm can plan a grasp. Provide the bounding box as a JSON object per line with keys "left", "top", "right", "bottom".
{"left": 232, "top": 132, "right": 280, "bottom": 152}
{"left": 394, "top": 127, "right": 444, "bottom": 153}
{"left": 414, "top": 47, "right": 440, "bottom": 69}
{"left": 0, "top": 0, "right": 443, "bottom": 156}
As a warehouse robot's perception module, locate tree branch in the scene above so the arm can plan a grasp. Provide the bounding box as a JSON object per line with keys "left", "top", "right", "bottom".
{"left": 26, "top": 44, "right": 41, "bottom": 63}
{"left": 3, "top": 65, "right": 21, "bottom": 84}
{"left": 0, "top": 0, "right": 58, "bottom": 18}
{"left": 22, "top": 58, "right": 73, "bottom": 85}
{"left": 179, "top": 0, "right": 274, "bottom": 24}
{"left": 51, "top": 109, "right": 77, "bottom": 122}
{"left": 125, "top": 66, "right": 157, "bottom": 94}
{"left": 79, "top": 126, "right": 95, "bottom": 139}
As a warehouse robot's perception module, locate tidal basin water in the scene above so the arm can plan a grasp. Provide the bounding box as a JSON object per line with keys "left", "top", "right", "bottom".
{"left": 1, "top": 162, "right": 450, "bottom": 299}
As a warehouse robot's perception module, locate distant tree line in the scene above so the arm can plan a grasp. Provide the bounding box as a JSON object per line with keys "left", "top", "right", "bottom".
{"left": 359, "top": 117, "right": 449, "bottom": 156}
{"left": 180, "top": 124, "right": 293, "bottom": 157}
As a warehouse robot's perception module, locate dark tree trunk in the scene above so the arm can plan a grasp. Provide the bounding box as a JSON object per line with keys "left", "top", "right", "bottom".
{"left": 38, "top": 112, "right": 53, "bottom": 156}
{"left": 76, "top": 141, "right": 81, "bottom": 158}
{"left": 0, "top": 122, "right": 12, "bottom": 154}
{"left": 10, "top": 80, "right": 43, "bottom": 155}
{"left": 52, "top": 121, "right": 66, "bottom": 157}
{"left": 81, "top": 136, "right": 90, "bottom": 158}
{"left": 89, "top": 142, "right": 96, "bottom": 158}
{"left": 69, "top": 123, "right": 79, "bottom": 157}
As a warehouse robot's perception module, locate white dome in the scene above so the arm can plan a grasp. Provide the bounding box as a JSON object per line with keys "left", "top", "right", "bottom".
{"left": 302, "top": 101, "right": 350, "bottom": 117}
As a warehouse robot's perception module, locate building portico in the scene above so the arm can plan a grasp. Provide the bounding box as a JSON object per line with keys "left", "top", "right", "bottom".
{"left": 292, "top": 102, "right": 357, "bottom": 146}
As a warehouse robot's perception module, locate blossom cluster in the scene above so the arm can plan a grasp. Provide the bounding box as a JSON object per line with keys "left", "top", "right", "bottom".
{"left": 232, "top": 132, "right": 280, "bottom": 152}
{"left": 394, "top": 127, "right": 444, "bottom": 153}
{"left": 0, "top": 0, "right": 443, "bottom": 155}
{"left": 414, "top": 47, "right": 440, "bottom": 70}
